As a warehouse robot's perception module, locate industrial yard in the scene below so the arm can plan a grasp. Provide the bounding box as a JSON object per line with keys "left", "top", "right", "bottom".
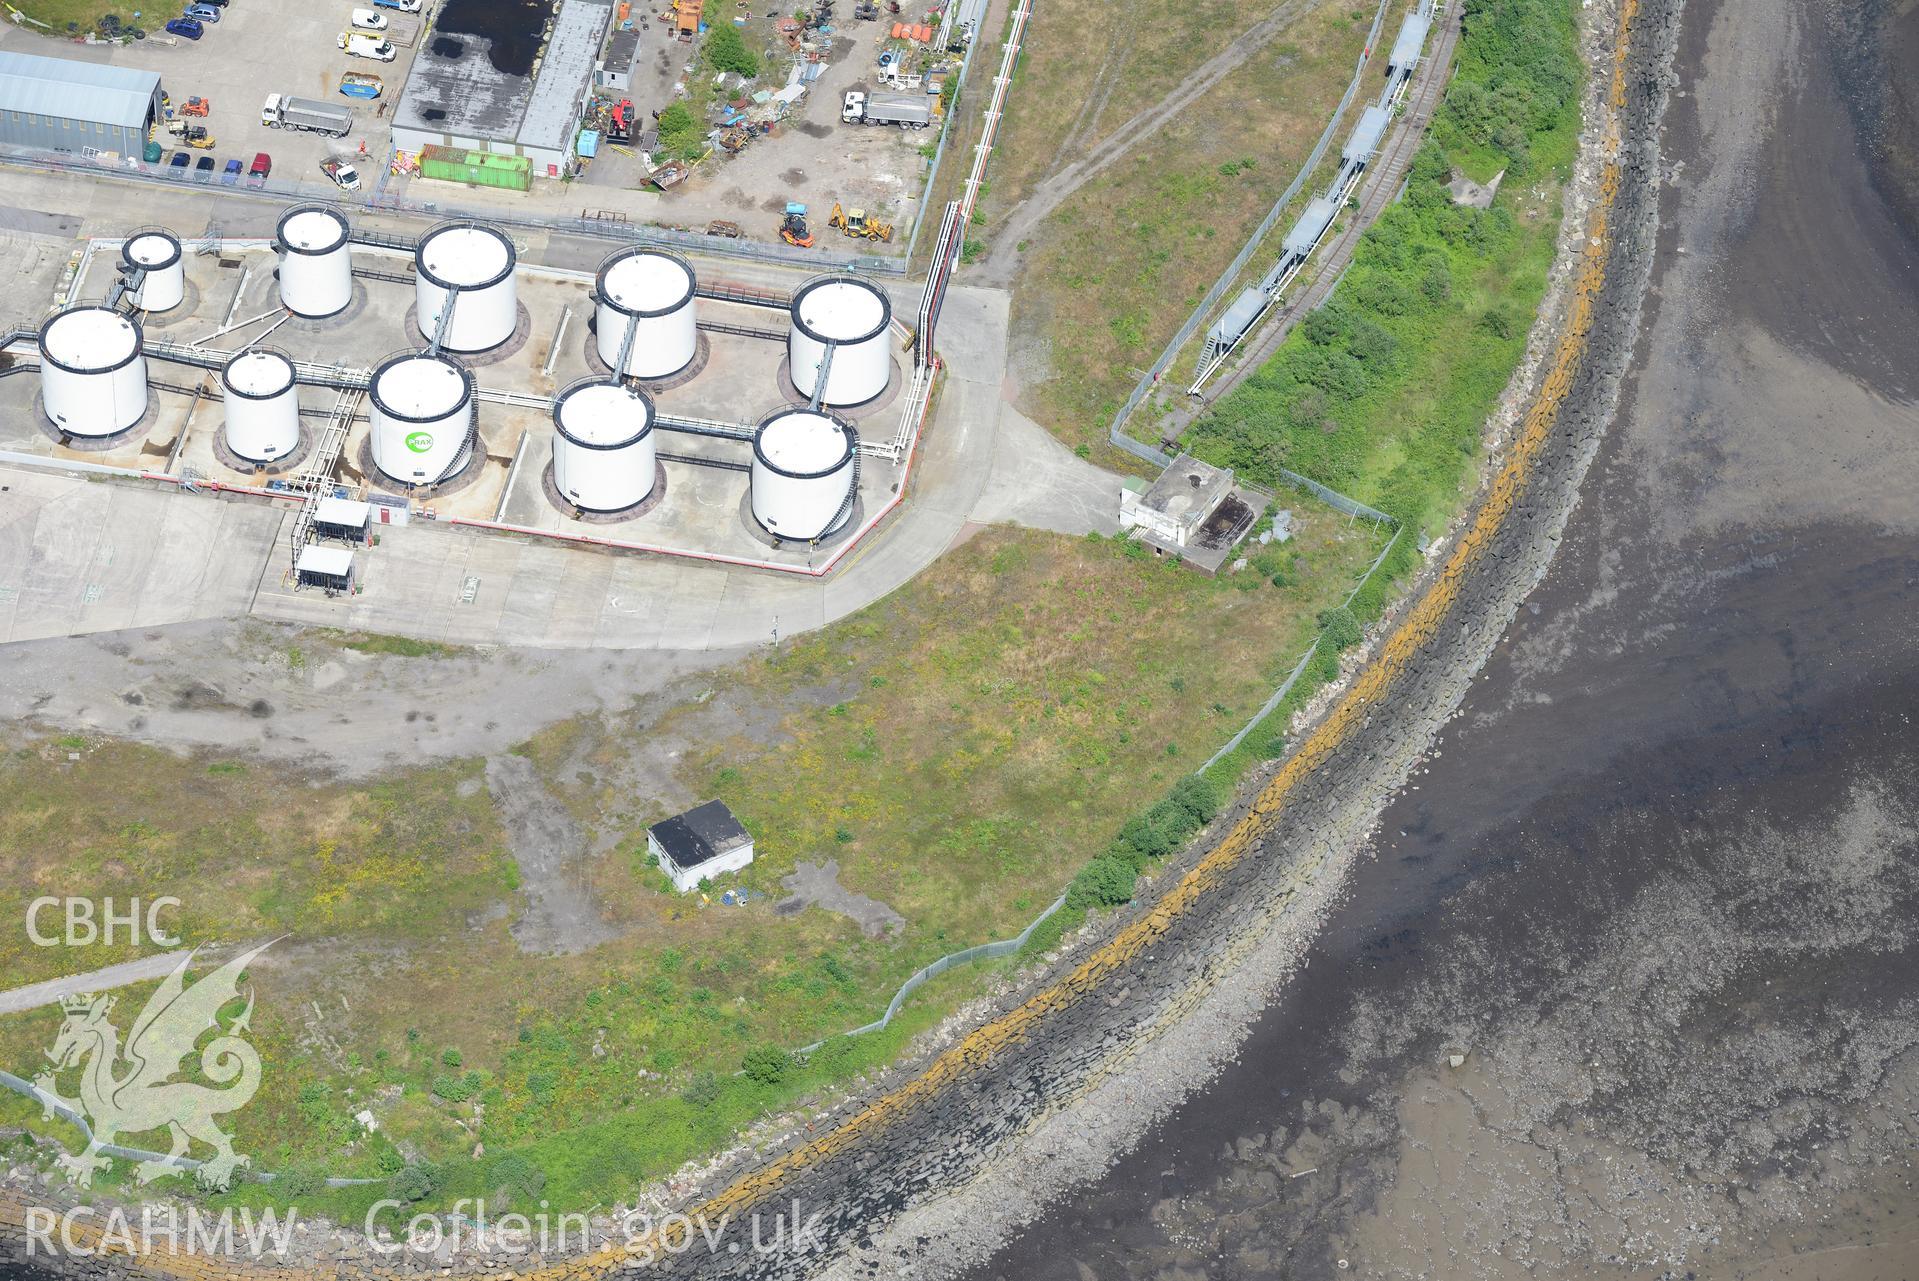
{"left": 0, "top": 209, "right": 935, "bottom": 604}
{"left": 3, "top": 0, "right": 1820, "bottom": 1277}
{"left": 0, "top": 0, "right": 972, "bottom": 254}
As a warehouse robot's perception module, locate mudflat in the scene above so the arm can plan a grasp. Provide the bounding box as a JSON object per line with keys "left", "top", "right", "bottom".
{"left": 967, "top": 0, "right": 1919, "bottom": 1275}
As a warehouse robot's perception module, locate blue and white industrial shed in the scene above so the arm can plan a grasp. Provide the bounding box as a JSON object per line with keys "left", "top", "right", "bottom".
{"left": 0, "top": 51, "right": 163, "bottom": 158}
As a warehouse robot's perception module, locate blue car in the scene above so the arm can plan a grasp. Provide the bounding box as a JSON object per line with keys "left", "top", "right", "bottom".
{"left": 184, "top": 3, "right": 220, "bottom": 21}
{"left": 220, "top": 158, "right": 242, "bottom": 185}
{"left": 166, "top": 151, "right": 191, "bottom": 178}
{"left": 165, "top": 16, "right": 203, "bottom": 37}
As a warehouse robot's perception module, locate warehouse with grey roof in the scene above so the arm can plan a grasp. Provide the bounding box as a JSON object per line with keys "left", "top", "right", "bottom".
{"left": 0, "top": 51, "right": 163, "bottom": 159}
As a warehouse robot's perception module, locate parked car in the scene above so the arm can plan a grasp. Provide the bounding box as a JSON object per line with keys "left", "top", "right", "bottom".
{"left": 184, "top": 4, "right": 220, "bottom": 22}
{"left": 319, "top": 157, "right": 361, "bottom": 191}
{"left": 349, "top": 7, "right": 387, "bottom": 28}
{"left": 371, "top": 0, "right": 421, "bottom": 10}
{"left": 166, "top": 151, "right": 191, "bottom": 177}
{"left": 164, "top": 16, "right": 203, "bottom": 38}
{"left": 220, "top": 157, "right": 242, "bottom": 185}
{"left": 198, "top": 0, "right": 228, "bottom": 6}
{"left": 194, "top": 154, "right": 216, "bottom": 182}
{"left": 246, "top": 151, "right": 272, "bottom": 187}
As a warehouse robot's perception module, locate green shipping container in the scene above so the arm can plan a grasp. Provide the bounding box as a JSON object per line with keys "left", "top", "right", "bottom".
{"left": 418, "top": 146, "right": 532, "bottom": 193}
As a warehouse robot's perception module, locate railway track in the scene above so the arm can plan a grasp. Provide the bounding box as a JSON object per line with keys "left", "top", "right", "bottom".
{"left": 1195, "top": 3, "right": 1464, "bottom": 409}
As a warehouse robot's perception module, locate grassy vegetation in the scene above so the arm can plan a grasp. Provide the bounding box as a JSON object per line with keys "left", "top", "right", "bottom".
{"left": 0, "top": 518, "right": 1380, "bottom": 1220}
{"left": 992, "top": 0, "right": 1379, "bottom": 466}
{"left": 4, "top": 1, "right": 139, "bottom": 39}
{"left": 1187, "top": 0, "right": 1585, "bottom": 535}
{"left": 0, "top": 744, "right": 508, "bottom": 990}
{"left": 988, "top": 0, "right": 1331, "bottom": 210}
{"left": 325, "top": 631, "right": 460, "bottom": 659}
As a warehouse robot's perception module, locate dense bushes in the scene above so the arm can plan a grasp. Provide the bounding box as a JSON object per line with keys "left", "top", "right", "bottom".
{"left": 704, "top": 23, "right": 761, "bottom": 78}
{"left": 1433, "top": 0, "right": 1583, "bottom": 175}
{"left": 1064, "top": 773, "right": 1223, "bottom": 911}
{"left": 1187, "top": 0, "right": 1582, "bottom": 535}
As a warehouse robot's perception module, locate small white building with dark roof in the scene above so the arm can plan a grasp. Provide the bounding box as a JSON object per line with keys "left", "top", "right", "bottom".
{"left": 648, "top": 800, "right": 755, "bottom": 893}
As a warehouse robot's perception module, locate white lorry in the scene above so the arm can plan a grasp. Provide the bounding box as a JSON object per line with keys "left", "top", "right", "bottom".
{"left": 842, "top": 90, "right": 933, "bottom": 129}
{"left": 260, "top": 93, "right": 353, "bottom": 137}
{"left": 338, "top": 30, "right": 397, "bottom": 61}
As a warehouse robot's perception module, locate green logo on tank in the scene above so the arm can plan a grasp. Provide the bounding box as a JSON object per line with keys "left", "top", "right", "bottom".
{"left": 405, "top": 432, "right": 434, "bottom": 454}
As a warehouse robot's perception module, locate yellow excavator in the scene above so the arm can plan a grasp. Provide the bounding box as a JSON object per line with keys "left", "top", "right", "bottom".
{"left": 828, "top": 202, "right": 894, "bottom": 243}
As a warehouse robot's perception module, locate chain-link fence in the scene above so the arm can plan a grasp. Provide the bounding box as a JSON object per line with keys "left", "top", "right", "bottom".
{"left": 796, "top": 894, "right": 1069, "bottom": 1055}
{"left": 1105, "top": 0, "right": 1395, "bottom": 466}
{"left": 3, "top": 144, "right": 904, "bottom": 274}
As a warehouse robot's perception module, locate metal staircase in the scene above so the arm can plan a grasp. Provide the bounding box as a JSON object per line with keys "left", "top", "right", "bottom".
{"left": 286, "top": 385, "right": 363, "bottom": 566}
{"left": 807, "top": 341, "right": 837, "bottom": 410}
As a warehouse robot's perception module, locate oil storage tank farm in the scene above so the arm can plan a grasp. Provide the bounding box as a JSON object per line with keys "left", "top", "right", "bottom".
{"left": 368, "top": 351, "right": 476, "bottom": 487}
{"left": 551, "top": 379, "right": 658, "bottom": 514}
{"left": 122, "top": 229, "right": 184, "bottom": 313}
{"left": 37, "top": 305, "right": 149, "bottom": 438}
{"left": 220, "top": 347, "right": 302, "bottom": 465}
{"left": 751, "top": 407, "right": 858, "bottom": 540}
{"left": 788, "top": 276, "right": 892, "bottom": 407}
{"left": 595, "top": 248, "right": 698, "bottom": 380}
{"left": 415, "top": 222, "right": 519, "bottom": 353}
{"left": 275, "top": 205, "right": 355, "bottom": 319}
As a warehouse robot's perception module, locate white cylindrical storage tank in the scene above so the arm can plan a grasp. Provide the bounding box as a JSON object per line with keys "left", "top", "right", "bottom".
{"left": 788, "top": 276, "right": 892, "bottom": 407}
{"left": 552, "top": 379, "right": 657, "bottom": 512}
{"left": 275, "top": 205, "right": 354, "bottom": 319}
{"left": 594, "top": 248, "right": 697, "bottom": 379}
{"left": 122, "top": 229, "right": 184, "bottom": 313}
{"left": 368, "top": 352, "right": 475, "bottom": 486}
{"left": 415, "top": 222, "right": 518, "bottom": 353}
{"left": 221, "top": 347, "right": 301, "bottom": 463}
{"left": 751, "top": 408, "right": 858, "bottom": 540}
{"left": 38, "top": 306, "right": 148, "bottom": 438}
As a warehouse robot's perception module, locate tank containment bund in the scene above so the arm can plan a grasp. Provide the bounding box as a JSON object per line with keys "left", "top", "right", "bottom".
{"left": 751, "top": 407, "right": 858, "bottom": 540}
{"left": 788, "top": 276, "right": 892, "bottom": 407}
{"left": 368, "top": 351, "right": 475, "bottom": 485}
{"left": 416, "top": 222, "right": 518, "bottom": 353}
{"left": 221, "top": 347, "right": 301, "bottom": 463}
{"left": 595, "top": 249, "right": 698, "bottom": 379}
{"left": 122, "top": 229, "right": 184, "bottom": 313}
{"left": 38, "top": 306, "right": 149, "bottom": 437}
{"left": 552, "top": 379, "right": 658, "bottom": 512}
{"left": 275, "top": 205, "right": 356, "bottom": 319}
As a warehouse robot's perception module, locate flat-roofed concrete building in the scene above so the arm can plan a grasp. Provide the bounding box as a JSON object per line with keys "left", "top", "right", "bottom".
{"left": 390, "top": 0, "right": 614, "bottom": 179}
{"left": 0, "top": 51, "right": 163, "bottom": 159}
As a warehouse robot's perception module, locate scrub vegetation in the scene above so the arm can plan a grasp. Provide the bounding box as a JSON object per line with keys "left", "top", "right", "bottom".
{"left": 0, "top": 516, "right": 1381, "bottom": 1221}
{"left": 1186, "top": 0, "right": 1585, "bottom": 534}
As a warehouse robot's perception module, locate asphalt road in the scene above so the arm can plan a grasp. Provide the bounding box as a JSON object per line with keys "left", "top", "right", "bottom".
{"left": 965, "top": 0, "right": 1919, "bottom": 1275}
